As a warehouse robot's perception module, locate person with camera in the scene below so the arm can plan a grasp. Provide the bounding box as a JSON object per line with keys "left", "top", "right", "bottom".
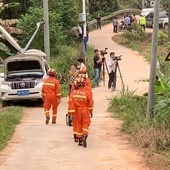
{"left": 93, "top": 49, "right": 102, "bottom": 87}
{"left": 108, "top": 52, "right": 117, "bottom": 92}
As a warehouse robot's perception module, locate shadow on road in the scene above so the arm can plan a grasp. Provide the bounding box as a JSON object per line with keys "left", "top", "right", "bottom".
{"left": 8, "top": 99, "right": 43, "bottom": 108}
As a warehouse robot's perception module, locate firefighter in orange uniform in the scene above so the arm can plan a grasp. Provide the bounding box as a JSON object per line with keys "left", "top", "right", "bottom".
{"left": 42, "top": 68, "right": 61, "bottom": 124}
{"left": 68, "top": 77, "right": 93, "bottom": 148}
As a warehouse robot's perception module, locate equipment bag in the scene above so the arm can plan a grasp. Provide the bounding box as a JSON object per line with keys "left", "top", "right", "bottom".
{"left": 66, "top": 114, "right": 73, "bottom": 126}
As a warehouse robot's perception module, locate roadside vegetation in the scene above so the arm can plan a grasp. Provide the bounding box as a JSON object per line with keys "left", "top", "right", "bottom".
{"left": 110, "top": 23, "right": 170, "bottom": 169}
{"left": 0, "top": 107, "right": 23, "bottom": 151}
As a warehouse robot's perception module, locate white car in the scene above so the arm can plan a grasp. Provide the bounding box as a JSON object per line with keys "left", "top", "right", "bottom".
{"left": 0, "top": 49, "right": 50, "bottom": 107}
{"left": 140, "top": 8, "right": 154, "bottom": 17}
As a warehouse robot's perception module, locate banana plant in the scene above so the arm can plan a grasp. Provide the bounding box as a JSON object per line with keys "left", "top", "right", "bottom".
{"left": 153, "top": 71, "right": 170, "bottom": 128}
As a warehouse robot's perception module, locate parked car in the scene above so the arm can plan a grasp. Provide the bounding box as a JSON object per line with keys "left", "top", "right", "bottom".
{"left": 146, "top": 10, "right": 168, "bottom": 28}
{"left": 140, "top": 8, "right": 154, "bottom": 17}
{"left": 0, "top": 22, "right": 50, "bottom": 107}
{"left": 0, "top": 50, "right": 50, "bottom": 107}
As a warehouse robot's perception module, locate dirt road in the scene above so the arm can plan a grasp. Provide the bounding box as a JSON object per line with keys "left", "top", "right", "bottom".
{"left": 0, "top": 23, "right": 150, "bottom": 170}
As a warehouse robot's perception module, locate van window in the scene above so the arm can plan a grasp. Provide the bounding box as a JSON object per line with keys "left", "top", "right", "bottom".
{"left": 146, "top": 12, "right": 154, "bottom": 18}
{"left": 159, "top": 11, "right": 168, "bottom": 18}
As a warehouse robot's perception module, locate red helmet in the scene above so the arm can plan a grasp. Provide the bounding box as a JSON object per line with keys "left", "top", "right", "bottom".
{"left": 78, "top": 73, "right": 86, "bottom": 79}
{"left": 76, "top": 77, "right": 86, "bottom": 86}
{"left": 48, "top": 68, "right": 56, "bottom": 76}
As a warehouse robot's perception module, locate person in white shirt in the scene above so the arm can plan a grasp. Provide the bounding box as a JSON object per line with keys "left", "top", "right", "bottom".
{"left": 77, "top": 24, "right": 83, "bottom": 40}
{"left": 124, "top": 15, "right": 131, "bottom": 26}
{"left": 108, "top": 52, "right": 117, "bottom": 91}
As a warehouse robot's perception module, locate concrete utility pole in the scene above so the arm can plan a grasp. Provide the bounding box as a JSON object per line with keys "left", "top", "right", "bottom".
{"left": 147, "top": 0, "right": 160, "bottom": 121}
{"left": 142, "top": 0, "right": 145, "bottom": 9}
{"left": 43, "top": 0, "right": 50, "bottom": 61}
{"left": 82, "top": 0, "right": 87, "bottom": 51}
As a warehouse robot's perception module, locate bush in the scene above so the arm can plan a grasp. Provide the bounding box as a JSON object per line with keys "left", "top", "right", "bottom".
{"left": 158, "top": 31, "right": 169, "bottom": 45}
{"left": 0, "top": 107, "right": 23, "bottom": 150}
{"left": 123, "top": 22, "right": 147, "bottom": 42}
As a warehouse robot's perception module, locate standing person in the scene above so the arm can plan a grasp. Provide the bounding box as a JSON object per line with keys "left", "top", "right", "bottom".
{"left": 113, "top": 17, "right": 118, "bottom": 33}
{"left": 108, "top": 52, "right": 117, "bottom": 92}
{"left": 124, "top": 15, "right": 131, "bottom": 26}
{"left": 132, "top": 14, "right": 137, "bottom": 23}
{"left": 124, "top": 15, "right": 131, "bottom": 29}
{"left": 68, "top": 64, "right": 79, "bottom": 95}
{"left": 93, "top": 49, "right": 102, "bottom": 87}
{"left": 86, "top": 23, "right": 90, "bottom": 42}
{"left": 77, "top": 58, "right": 88, "bottom": 77}
{"left": 68, "top": 77, "right": 94, "bottom": 148}
{"left": 42, "top": 68, "right": 61, "bottom": 124}
{"left": 139, "top": 15, "right": 146, "bottom": 31}
{"left": 96, "top": 14, "right": 101, "bottom": 30}
{"left": 77, "top": 24, "right": 83, "bottom": 40}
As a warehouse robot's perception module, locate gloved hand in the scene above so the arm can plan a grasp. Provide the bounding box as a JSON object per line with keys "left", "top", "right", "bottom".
{"left": 90, "top": 113, "right": 93, "bottom": 118}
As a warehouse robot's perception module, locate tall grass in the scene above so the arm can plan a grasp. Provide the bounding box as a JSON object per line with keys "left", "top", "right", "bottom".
{"left": 108, "top": 86, "right": 147, "bottom": 133}
{"left": 0, "top": 107, "right": 23, "bottom": 150}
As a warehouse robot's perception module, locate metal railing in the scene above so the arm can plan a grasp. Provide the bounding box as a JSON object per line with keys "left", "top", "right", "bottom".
{"left": 73, "top": 8, "right": 141, "bottom": 30}
{"left": 90, "top": 8, "right": 141, "bottom": 24}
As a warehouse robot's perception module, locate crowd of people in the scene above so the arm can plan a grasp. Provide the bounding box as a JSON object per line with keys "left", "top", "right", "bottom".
{"left": 95, "top": 13, "right": 146, "bottom": 32}
{"left": 113, "top": 14, "right": 146, "bottom": 33}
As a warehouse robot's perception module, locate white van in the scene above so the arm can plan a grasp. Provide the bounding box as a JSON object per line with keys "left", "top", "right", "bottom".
{"left": 140, "top": 8, "right": 154, "bottom": 16}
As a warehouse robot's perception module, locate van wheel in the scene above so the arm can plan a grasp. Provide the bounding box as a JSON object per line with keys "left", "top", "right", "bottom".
{"left": 2, "top": 101, "right": 9, "bottom": 107}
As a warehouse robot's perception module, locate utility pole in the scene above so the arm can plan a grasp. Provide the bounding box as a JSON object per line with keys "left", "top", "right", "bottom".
{"left": 147, "top": 0, "right": 160, "bottom": 121}
{"left": 82, "top": 0, "right": 87, "bottom": 52}
{"left": 43, "top": 0, "right": 50, "bottom": 61}
{"left": 142, "top": 0, "right": 145, "bottom": 9}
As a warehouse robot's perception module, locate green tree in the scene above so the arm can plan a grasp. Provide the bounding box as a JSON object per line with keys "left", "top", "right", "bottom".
{"left": 89, "top": 0, "right": 119, "bottom": 16}
{"left": 17, "top": 0, "right": 79, "bottom": 53}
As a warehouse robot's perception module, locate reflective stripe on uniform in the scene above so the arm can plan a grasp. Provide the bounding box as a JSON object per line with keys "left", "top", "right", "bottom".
{"left": 43, "top": 83, "right": 55, "bottom": 86}
{"left": 45, "top": 110, "right": 49, "bottom": 113}
{"left": 76, "top": 132, "right": 83, "bottom": 135}
{"left": 73, "top": 94, "right": 87, "bottom": 99}
{"left": 52, "top": 115, "right": 57, "bottom": 117}
{"left": 68, "top": 109, "right": 75, "bottom": 113}
{"left": 56, "top": 93, "right": 61, "bottom": 96}
{"left": 88, "top": 107, "right": 93, "bottom": 110}
{"left": 82, "top": 128, "right": 88, "bottom": 132}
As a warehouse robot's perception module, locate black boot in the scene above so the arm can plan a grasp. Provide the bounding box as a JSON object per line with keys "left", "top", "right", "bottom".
{"left": 74, "top": 134, "right": 78, "bottom": 143}
{"left": 78, "top": 138, "right": 82, "bottom": 146}
{"left": 82, "top": 135, "right": 88, "bottom": 148}
{"left": 45, "top": 116, "right": 50, "bottom": 124}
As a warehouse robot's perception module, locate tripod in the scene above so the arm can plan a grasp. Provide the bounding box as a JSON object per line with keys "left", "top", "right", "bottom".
{"left": 101, "top": 55, "right": 109, "bottom": 86}
{"left": 114, "top": 61, "right": 124, "bottom": 90}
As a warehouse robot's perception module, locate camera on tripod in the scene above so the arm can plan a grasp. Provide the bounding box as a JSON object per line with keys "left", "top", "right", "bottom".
{"left": 100, "top": 48, "right": 108, "bottom": 56}
{"left": 100, "top": 48, "right": 108, "bottom": 62}
{"left": 113, "top": 55, "right": 122, "bottom": 61}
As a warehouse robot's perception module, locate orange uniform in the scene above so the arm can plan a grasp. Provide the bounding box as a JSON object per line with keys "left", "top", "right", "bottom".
{"left": 68, "top": 86, "right": 93, "bottom": 139}
{"left": 42, "top": 76, "right": 61, "bottom": 123}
